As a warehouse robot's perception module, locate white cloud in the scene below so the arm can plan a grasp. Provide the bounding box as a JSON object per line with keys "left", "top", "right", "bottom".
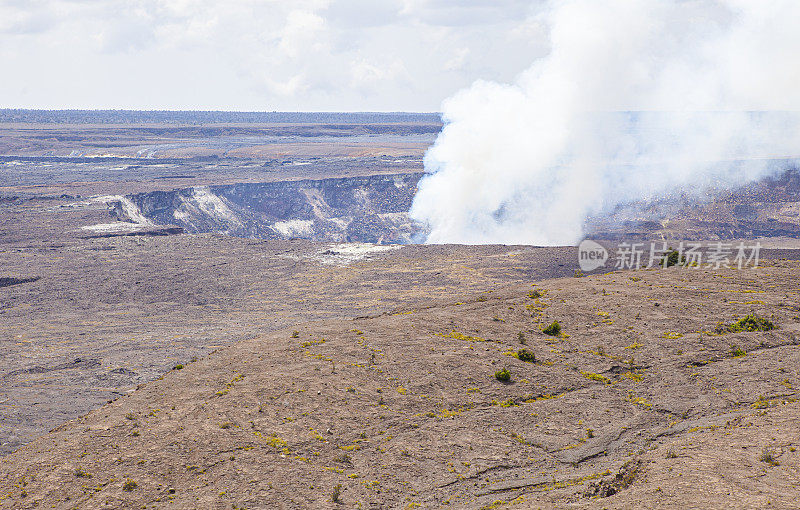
{"left": 0, "top": 0, "right": 548, "bottom": 111}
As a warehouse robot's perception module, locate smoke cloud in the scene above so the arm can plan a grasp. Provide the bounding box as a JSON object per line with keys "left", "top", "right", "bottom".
{"left": 410, "top": 0, "right": 800, "bottom": 245}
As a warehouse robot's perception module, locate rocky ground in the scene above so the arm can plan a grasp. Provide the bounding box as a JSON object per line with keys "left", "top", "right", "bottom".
{"left": 0, "top": 209, "right": 579, "bottom": 456}
{"left": 2, "top": 261, "right": 800, "bottom": 509}
{"left": 4, "top": 118, "right": 800, "bottom": 509}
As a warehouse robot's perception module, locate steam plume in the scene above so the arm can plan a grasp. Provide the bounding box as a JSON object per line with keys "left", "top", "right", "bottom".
{"left": 410, "top": 0, "right": 800, "bottom": 245}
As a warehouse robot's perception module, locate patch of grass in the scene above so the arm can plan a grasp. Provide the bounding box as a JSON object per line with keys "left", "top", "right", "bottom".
{"left": 527, "top": 290, "right": 542, "bottom": 299}
{"left": 173, "top": 364, "right": 183, "bottom": 370}
{"left": 122, "top": 479, "right": 137, "bottom": 491}
{"left": 438, "top": 331, "right": 486, "bottom": 342}
{"left": 542, "top": 321, "right": 561, "bottom": 336}
{"left": 581, "top": 371, "right": 611, "bottom": 385}
{"left": 663, "top": 332, "right": 683, "bottom": 339}
{"left": 730, "top": 345, "right": 747, "bottom": 358}
{"left": 331, "top": 482, "right": 342, "bottom": 503}
{"left": 291, "top": 331, "right": 299, "bottom": 338}
{"left": 517, "top": 349, "right": 536, "bottom": 363}
{"left": 494, "top": 368, "right": 511, "bottom": 383}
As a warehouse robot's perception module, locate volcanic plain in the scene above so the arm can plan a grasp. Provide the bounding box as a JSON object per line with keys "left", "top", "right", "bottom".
{"left": 2, "top": 113, "right": 800, "bottom": 509}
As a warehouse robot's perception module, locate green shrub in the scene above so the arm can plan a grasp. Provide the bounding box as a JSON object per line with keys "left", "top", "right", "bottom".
{"left": 291, "top": 331, "right": 300, "bottom": 338}
{"left": 123, "top": 479, "right": 137, "bottom": 491}
{"left": 517, "top": 349, "right": 536, "bottom": 363}
{"left": 542, "top": 321, "right": 561, "bottom": 336}
{"left": 730, "top": 345, "right": 746, "bottom": 358}
{"left": 527, "top": 290, "right": 541, "bottom": 299}
{"left": 663, "top": 249, "right": 686, "bottom": 267}
{"left": 494, "top": 368, "right": 511, "bottom": 382}
{"left": 730, "top": 314, "right": 774, "bottom": 332}
{"left": 716, "top": 314, "right": 775, "bottom": 334}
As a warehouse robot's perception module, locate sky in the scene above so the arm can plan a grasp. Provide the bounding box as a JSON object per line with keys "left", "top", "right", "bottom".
{"left": 0, "top": 0, "right": 549, "bottom": 112}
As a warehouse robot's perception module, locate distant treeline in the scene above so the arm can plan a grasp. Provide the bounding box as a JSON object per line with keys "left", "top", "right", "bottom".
{"left": 0, "top": 109, "right": 442, "bottom": 125}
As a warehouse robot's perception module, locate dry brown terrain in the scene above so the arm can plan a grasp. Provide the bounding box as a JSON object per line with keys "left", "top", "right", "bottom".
{"left": 2, "top": 261, "right": 799, "bottom": 509}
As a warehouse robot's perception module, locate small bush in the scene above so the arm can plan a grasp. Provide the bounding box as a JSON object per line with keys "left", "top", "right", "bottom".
{"left": 663, "top": 249, "right": 686, "bottom": 267}
{"left": 123, "top": 479, "right": 137, "bottom": 491}
{"left": 331, "top": 483, "right": 342, "bottom": 503}
{"left": 761, "top": 448, "right": 780, "bottom": 466}
{"left": 173, "top": 364, "right": 183, "bottom": 370}
{"left": 527, "top": 290, "right": 541, "bottom": 299}
{"left": 715, "top": 314, "right": 775, "bottom": 334}
{"left": 74, "top": 468, "right": 92, "bottom": 478}
{"left": 517, "top": 349, "right": 536, "bottom": 363}
{"left": 518, "top": 331, "right": 526, "bottom": 344}
{"left": 291, "top": 331, "right": 300, "bottom": 338}
{"left": 494, "top": 368, "right": 511, "bottom": 382}
{"left": 731, "top": 314, "right": 775, "bottom": 332}
{"left": 542, "top": 321, "right": 561, "bottom": 336}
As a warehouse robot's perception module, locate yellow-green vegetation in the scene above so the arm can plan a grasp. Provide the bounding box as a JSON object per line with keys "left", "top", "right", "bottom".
{"left": 216, "top": 373, "right": 244, "bottom": 396}
{"left": 542, "top": 321, "right": 561, "bottom": 336}
{"left": 527, "top": 289, "right": 542, "bottom": 299}
{"left": 122, "top": 479, "right": 137, "bottom": 492}
{"left": 626, "top": 391, "right": 652, "bottom": 408}
{"left": 494, "top": 399, "right": 519, "bottom": 408}
{"left": 437, "top": 331, "right": 486, "bottom": 342}
{"left": 331, "top": 483, "right": 342, "bottom": 503}
{"left": 495, "top": 367, "right": 511, "bottom": 382}
{"left": 516, "top": 349, "right": 536, "bottom": 362}
{"left": 581, "top": 371, "right": 611, "bottom": 384}
{"left": 622, "top": 371, "right": 644, "bottom": 382}
{"left": 715, "top": 314, "right": 775, "bottom": 334}
{"left": 663, "top": 332, "right": 683, "bottom": 339}
{"left": 625, "top": 342, "right": 643, "bottom": 350}
{"left": 290, "top": 330, "right": 299, "bottom": 338}
{"left": 730, "top": 345, "right": 747, "bottom": 358}
{"left": 761, "top": 447, "right": 780, "bottom": 466}
{"left": 254, "top": 432, "right": 287, "bottom": 449}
